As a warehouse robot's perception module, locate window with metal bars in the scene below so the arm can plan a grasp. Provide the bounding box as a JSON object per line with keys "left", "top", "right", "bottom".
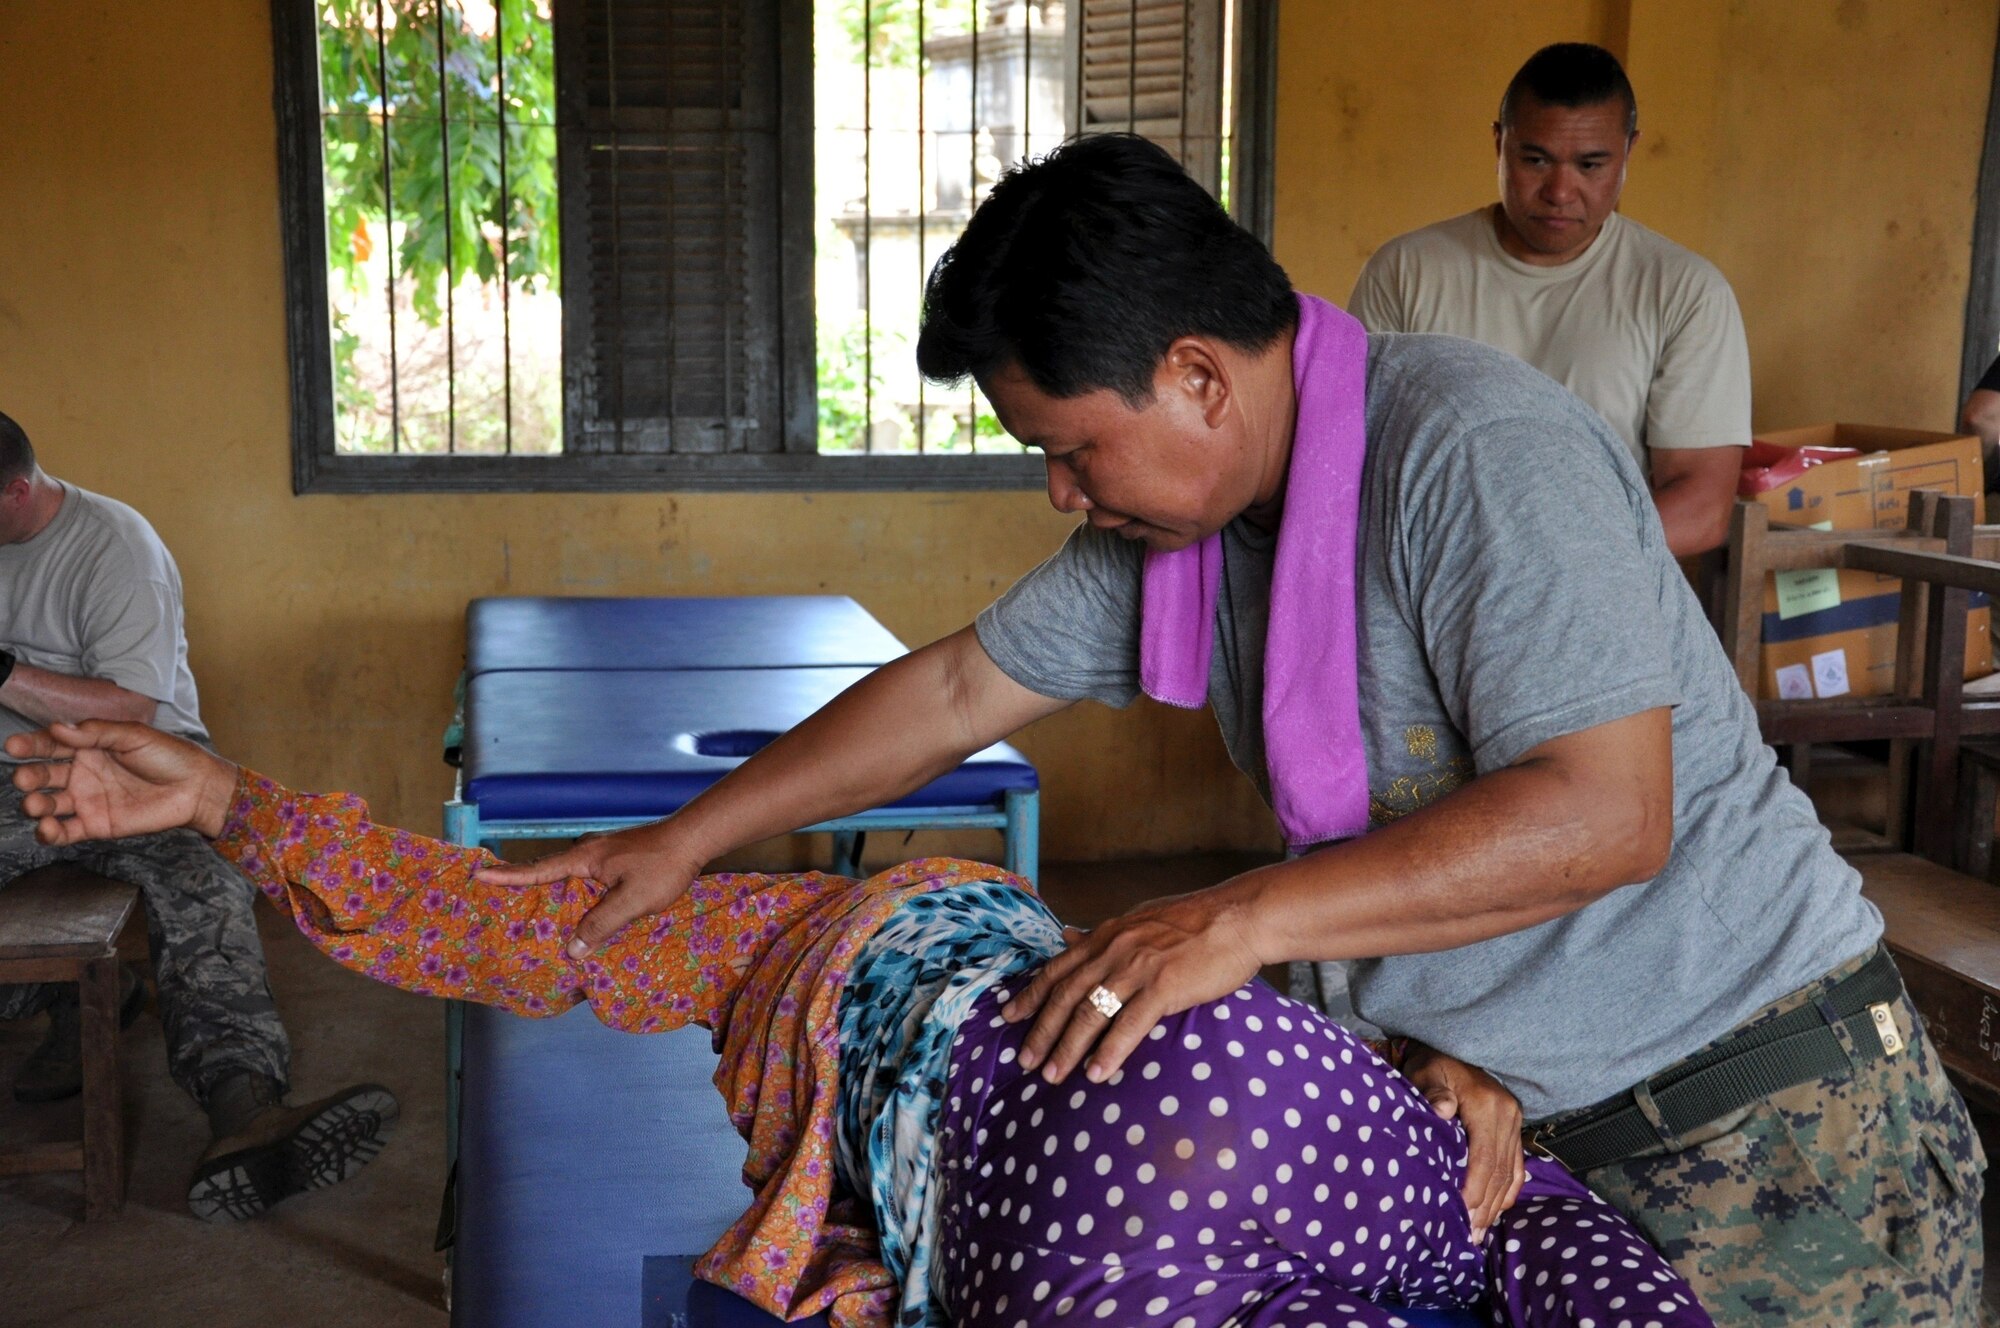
{"left": 274, "top": 0, "right": 1272, "bottom": 493}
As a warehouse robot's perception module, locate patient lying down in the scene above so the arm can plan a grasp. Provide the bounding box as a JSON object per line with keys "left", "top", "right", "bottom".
{"left": 8, "top": 721, "right": 1712, "bottom": 1328}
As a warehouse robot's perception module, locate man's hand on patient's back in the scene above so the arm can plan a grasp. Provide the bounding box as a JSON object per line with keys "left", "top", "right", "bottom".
{"left": 1401, "top": 1042, "right": 1525, "bottom": 1244}
{"left": 6, "top": 720, "right": 238, "bottom": 843}
{"left": 477, "top": 824, "right": 703, "bottom": 959}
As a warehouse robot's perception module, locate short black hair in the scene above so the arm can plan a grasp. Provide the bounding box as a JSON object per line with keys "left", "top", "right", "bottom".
{"left": 916, "top": 134, "right": 1297, "bottom": 402}
{"left": 1498, "top": 43, "right": 1638, "bottom": 138}
{"left": 0, "top": 411, "right": 34, "bottom": 483}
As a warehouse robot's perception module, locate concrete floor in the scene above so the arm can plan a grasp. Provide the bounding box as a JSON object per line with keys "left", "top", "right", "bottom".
{"left": 5, "top": 849, "right": 1998, "bottom": 1326}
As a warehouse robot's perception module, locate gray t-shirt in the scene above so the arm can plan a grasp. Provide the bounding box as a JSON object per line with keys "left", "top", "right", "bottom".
{"left": 976, "top": 333, "right": 1880, "bottom": 1120}
{"left": 0, "top": 481, "right": 209, "bottom": 750}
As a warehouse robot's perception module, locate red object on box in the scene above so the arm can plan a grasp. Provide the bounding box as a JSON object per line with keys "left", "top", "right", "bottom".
{"left": 1738, "top": 440, "right": 1863, "bottom": 496}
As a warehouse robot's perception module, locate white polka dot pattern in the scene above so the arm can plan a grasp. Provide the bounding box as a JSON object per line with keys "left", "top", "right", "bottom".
{"left": 931, "top": 980, "right": 1713, "bottom": 1328}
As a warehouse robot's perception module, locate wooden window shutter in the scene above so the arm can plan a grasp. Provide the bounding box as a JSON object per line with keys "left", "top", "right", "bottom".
{"left": 1067, "top": 0, "right": 1225, "bottom": 196}
{"left": 557, "top": 0, "right": 802, "bottom": 454}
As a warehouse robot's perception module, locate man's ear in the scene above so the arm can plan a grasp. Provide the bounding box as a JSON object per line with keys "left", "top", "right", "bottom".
{"left": 1163, "top": 338, "right": 1230, "bottom": 428}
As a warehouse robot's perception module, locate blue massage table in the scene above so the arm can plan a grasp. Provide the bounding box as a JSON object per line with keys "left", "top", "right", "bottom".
{"left": 444, "top": 596, "right": 1035, "bottom": 1327}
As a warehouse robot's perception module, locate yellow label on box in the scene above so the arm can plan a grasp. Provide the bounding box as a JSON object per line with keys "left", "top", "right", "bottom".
{"left": 1775, "top": 567, "right": 1842, "bottom": 620}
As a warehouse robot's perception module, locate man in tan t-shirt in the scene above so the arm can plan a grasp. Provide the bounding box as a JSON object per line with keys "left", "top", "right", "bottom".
{"left": 1350, "top": 42, "right": 1749, "bottom": 557}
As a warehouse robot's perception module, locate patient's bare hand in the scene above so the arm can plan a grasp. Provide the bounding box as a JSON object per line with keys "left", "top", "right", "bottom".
{"left": 1402, "top": 1042, "right": 1525, "bottom": 1244}
{"left": 7, "top": 720, "right": 239, "bottom": 843}
{"left": 475, "top": 826, "right": 701, "bottom": 958}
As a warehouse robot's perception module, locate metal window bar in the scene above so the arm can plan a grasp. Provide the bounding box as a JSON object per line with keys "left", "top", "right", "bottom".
{"left": 435, "top": 1, "right": 458, "bottom": 454}
{"left": 721, "top": 0, "right": 738, "bottom": 453}
{"left": 915, "top": 0, "right": 928, "bottom": 455}
{"left": 604, "top": 0, "right": 627, "bottom": 454}
{"left": 497, "top": 0, "right": 513, "bottom": 455}
{"left": 968, "top": 0, "right": 978, "bottom": 452}
{"left": 863, "top": 0, "right": 873, "bottom": 452}
{"left": 372, "top": 0, "right": 403, "bottom": 453}
{"left": 1178, "top": 0, "right": 1189, "bottom": 168}
{"left": 665, "top": 0, "right": 683, "bottom": 453}
{"left": 1126, "top": 0, "right": 1137, "bottom": 133}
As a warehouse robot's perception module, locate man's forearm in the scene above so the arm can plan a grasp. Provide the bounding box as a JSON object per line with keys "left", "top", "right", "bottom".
{"left": 0, "top": 662, "right": 159, "bottom": 727}
{"left": 1651, "top": 475, "right": 1731, "bottom": 558}
{"left": 641, "top": 627, "right": 1062, "bottom": 868}
{"left": 1229, "top": 735, "right": 1671, "bottom": 966}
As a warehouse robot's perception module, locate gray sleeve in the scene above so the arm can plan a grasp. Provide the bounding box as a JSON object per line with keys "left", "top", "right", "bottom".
{"left": 1398, "top": 412, "right": 1683, "bottom": 772}
{"left": 974, "top": 523, "right": 1146, "bottom": 707}
{"left": 77, "top": 576, "right": 182, "bottom": 705}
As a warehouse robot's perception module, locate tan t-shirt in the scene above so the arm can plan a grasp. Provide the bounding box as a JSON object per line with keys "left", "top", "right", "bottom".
{"left": 1348, "top": 207, "right": 1751, "bottom": 466}
{"left": 0, "top": 480, "right": 208, "bottom": 752}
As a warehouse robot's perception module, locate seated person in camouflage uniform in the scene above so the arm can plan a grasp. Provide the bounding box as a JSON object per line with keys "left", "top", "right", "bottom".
{"left": 0, "top": 411, "right": 395, "bottom": 1220}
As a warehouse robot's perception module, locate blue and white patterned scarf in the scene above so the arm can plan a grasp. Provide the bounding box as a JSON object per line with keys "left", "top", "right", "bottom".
{"left": 834, "top": 880, "right": 1065, "bottom": 1327}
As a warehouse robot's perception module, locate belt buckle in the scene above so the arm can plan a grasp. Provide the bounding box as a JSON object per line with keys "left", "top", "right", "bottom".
{"left": 1868, "top": 1001, "right": 1905, "bottom": 1057}
{"left": 1524, "top": 1123, "right": 1561, "bottom": 1163}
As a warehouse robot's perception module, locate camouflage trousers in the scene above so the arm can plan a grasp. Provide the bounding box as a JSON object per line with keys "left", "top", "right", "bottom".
{"left": 0, "top": 798, "right": 291, "bottom": 1107}
{"left": 1576, "top": 949, "right": 1985, "bottom": 1326}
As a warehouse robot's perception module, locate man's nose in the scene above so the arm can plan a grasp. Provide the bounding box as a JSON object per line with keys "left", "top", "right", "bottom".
{"left": 1540, "top": 167, "right": 1578, "bottom": 204}
{"left": 1046, "top": 464, "right": 1092, "bottom": 513}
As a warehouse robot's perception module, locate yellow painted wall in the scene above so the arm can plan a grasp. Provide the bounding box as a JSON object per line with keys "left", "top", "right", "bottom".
{"left": 0, "top": 1, "right": 1276, "bottom": 864}
{"left": 1274, "top": 0, "right": 1633, "bottom": 302}
{"left": 7, "top": 0, "right": 1996, "bottom": 867}
{"left": 1276, "top": 0, "right": 2000, "bottom": 436}
{"left": 1621, "top": 0, "right": 1998, "bottom": 431}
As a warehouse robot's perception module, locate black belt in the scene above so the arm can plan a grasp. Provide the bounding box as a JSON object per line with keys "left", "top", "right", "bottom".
{"left": 1526, "top": 946, "right": 1907, "bottom": 1173}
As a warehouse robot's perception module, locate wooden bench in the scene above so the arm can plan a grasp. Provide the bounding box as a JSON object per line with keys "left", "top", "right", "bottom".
{"left": 0, "top": 864, "right": 137, "bottom": 1218}
{"left": 1857, "top": 851, "right": 2000, "bottom": 1110}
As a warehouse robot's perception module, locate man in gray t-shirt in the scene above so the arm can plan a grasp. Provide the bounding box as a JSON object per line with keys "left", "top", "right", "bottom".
{"left": 0, "top": 412, "right": 396, "bottom": 1221}
{"left": 489, "top": 138, "right": 1982, "bottom": 1323}
{"left": 975, "top": 332, "right": 1871, "bottom": 1118}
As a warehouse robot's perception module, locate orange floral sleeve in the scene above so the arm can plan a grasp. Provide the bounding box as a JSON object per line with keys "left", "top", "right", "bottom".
{"left": 211, "top": 767, "right": 849, "bottom": 1036}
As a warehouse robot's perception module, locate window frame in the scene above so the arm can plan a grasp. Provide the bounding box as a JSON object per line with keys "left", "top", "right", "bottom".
{"left": 270, "top": 0, "right": 1275, "bottom": 495}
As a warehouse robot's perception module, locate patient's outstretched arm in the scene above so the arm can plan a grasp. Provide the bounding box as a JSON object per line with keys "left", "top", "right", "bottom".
{"left": 8, "top": 720, "right": 852, "bottom": 1034}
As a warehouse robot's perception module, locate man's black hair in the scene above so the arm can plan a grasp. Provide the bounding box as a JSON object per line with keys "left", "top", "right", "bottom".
{"left": 916, "top": 134, "right": 1297, "bottom": 402}
{"left": 0, "top": 411, "right": 34, "bottom": 483}
{"left": 1498, "top": 43, "right": 1638, "bottom": 138}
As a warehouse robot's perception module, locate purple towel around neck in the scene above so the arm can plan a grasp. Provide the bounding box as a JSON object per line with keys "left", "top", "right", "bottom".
{"left": 1138, "top": 293, "right": 1371, "bottom": 850}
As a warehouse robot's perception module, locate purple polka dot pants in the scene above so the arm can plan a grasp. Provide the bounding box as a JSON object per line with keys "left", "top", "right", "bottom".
{"left": 935, "top": 980, "right": 1713, "bottom": 1328}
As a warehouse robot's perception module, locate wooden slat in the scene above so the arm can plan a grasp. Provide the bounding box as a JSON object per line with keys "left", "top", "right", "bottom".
{"left": 1845, "top": 542, "right": 2000, "bottom": 599}
{"left": 1722, "top": 500, "right": 1766, "bottom": 694}
{"left": 80, "top": 956, "right": 126, "bottom": 1217}
{"left": 0, "top": 866, "right": 138, "bottom": 960}
{"left": 0, "top": 1142, "right": 85, "bottom": 1178}
{"left": 1856, "top": 852, "right": 2000, "bottom": 1093}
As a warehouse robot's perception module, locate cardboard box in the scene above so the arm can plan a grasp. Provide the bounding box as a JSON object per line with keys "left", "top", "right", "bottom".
{"left": 1748, "top": 424, "right": 1989, "bottom": 700}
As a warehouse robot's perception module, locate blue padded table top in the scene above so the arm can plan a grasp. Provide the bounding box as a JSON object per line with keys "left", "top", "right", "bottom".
{"left": 463, "top": 668, "right": 1038, "bottom": 822}
{"left": 466, "top": 595, "right": 908, "bottom": 674}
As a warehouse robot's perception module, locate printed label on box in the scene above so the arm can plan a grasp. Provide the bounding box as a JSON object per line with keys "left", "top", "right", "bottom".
{"left": 1774, "top": 568, "right": 1842, "bottom": 620}
{"left": 1812, "top": 648, "right": 1852, "bottom": 698}
{"left": 1775, "top": 663, "right": 1814, "bottom": 699}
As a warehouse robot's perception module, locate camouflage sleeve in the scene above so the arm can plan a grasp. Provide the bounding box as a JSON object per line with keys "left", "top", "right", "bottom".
{"left": 210, "top": 768, "right": 845, "bottom": 1033}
